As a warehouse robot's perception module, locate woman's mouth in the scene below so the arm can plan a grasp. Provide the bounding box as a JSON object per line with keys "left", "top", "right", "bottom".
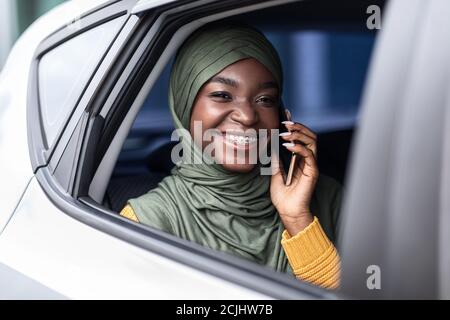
{"left": 209, "top": 130, "right": 269, "bottom": 165}
{"left": 224, "top": 133, "right": 257, "bottom": 146}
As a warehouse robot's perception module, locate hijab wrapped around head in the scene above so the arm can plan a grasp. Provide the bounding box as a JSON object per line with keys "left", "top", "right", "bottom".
{"left": 169, "top": 23, "right": 283, "bottom": 130}
{"left": 129, "top": 23, "right": 292, "bottom": 273}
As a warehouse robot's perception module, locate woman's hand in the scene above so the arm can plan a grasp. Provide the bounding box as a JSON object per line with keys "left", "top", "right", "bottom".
{"left": 270, "top": 121, "right": 319, "bottom": 236}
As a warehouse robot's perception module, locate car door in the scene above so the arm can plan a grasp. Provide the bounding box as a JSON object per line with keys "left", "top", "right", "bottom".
{"left": 0, "top": 0, "right": 330, "bottom": 299}
{"left": 339, "top": 0, "right": 450, "bottom": 299}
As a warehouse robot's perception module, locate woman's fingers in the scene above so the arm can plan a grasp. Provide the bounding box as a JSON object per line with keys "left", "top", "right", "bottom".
{"left": 282, "top": 121, "right": 317, "bottom": 140}
{"left": 280, "top": 128, "right": 317, "bottom": 157}
{"left": 282, "top": 142, "right": 318, "bottom": 178}
{"left": 279, "top": 118, "right": 319, "bottom": 180}
{"left": 279, "top": 131, "right": 316, "bottom": 146}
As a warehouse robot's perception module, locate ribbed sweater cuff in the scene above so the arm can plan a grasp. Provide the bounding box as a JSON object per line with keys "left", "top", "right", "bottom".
{"left": 281, "top": 216, "right": 340, "bottom": 289}
{"left": 281, "top": 216, "right": 332, "bottom": 267}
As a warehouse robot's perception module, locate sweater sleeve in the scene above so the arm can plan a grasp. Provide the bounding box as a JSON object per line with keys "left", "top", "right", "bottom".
{"left": 281, "top": 216, "right": 340, "bottom": 289}
{"left": 120, "top": 205, "right": 139, "bottom": 222}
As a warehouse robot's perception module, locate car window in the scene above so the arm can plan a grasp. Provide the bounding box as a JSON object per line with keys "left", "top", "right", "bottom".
{"left": 104, "top": 17, "right": 376, "bottom": 290}
{"left": 38, "top": 16, "right": 125, "bottom": 148}
{"left": 113, "top": 28, "right": 374, "bottom": 184}
{"left": 85, "top": 0, "right": 383, "bottom": 297}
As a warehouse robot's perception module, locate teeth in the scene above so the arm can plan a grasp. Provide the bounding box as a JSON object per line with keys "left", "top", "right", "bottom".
{"left": 225, "top": 134, "right": 257, "bottom": 145}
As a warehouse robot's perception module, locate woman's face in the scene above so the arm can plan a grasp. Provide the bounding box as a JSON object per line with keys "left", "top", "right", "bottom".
{"left": 190, "top": 58, "right": 280, "bottom": 173}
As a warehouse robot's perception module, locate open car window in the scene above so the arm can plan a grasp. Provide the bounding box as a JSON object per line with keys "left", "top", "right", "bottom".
{"left": 96, "top": 0, "right": 380, "bottom": 292}
{"left": 107, "top": 6, "right": 377, "bottom": 212}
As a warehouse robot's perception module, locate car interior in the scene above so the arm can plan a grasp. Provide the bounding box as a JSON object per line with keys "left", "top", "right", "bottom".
{"left": 100, "top": 0, "right": 381, "bottom": 213}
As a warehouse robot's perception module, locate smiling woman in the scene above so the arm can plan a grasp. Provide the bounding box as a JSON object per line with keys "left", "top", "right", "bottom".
{"left": 120, "top": 23, "right": 342, "bottom": 289}
{"left": 189, "top": 58, "right": 279, "bottom": 173}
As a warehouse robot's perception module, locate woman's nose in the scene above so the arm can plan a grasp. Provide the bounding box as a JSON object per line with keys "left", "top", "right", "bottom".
{"left": 230, "top": 100, "right": 258, "bottom": 126}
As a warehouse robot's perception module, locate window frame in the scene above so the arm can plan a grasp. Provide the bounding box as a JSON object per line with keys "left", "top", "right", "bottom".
{"left": 27, "top": 0, "right": 136, "bottom": 172}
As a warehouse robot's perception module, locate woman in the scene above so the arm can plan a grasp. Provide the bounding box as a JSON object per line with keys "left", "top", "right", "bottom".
{"left": 120, "top": 23, "right": 342, "bottom": 289}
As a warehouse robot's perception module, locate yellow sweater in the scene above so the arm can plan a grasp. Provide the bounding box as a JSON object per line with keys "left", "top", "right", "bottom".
{"left": 120, "top": 205, "right": 340, "bottom": 289}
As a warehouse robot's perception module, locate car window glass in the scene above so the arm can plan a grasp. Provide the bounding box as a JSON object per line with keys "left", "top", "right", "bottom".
{"left": 38, "top": 16, "right": 125, "bottom": 147}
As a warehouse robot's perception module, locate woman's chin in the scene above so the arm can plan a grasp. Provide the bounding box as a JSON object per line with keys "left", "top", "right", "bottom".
{"left": 220, "top": 162, "right": 256, "bottom": 173}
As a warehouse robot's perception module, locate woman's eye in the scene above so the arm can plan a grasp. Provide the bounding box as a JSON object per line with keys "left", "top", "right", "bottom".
{"left": 256, "top": 96, "right": 276, "bottom": 106}
{"left": 209, "top": 92, "right": 232, "bottom": 100}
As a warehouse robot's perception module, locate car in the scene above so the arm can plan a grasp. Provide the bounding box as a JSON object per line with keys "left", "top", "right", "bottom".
{"left": 0, "top": 0, "right": 448, "bottom": 299}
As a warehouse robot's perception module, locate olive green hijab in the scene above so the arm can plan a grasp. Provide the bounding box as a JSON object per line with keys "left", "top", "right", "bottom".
{"left": 128, "top": 24, "right": 341, "bottom": 274}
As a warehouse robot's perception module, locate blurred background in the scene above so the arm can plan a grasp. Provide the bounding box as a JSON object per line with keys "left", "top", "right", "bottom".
{"left": 0, "top": 0, "right": 66, "bottom": 69}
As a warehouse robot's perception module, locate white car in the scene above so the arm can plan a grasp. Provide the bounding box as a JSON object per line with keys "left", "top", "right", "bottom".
{"left": 0, "top": 0, "right": 449, "bottom": 299}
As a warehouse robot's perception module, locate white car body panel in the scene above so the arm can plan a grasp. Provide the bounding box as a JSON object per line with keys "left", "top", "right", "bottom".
{"left": 0, "top": 0, "right": 111, "bottom": 231}
{"left": 132, "top": 0, "right": 179, "bottom": 14}
{"left": 0, "top": 177, "right": 270, "bottom": 299}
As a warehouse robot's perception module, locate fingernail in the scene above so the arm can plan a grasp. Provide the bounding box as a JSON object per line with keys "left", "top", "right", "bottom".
{"left": 281, "top": 121, "right": 294, "bottom": 125}
{"left": 282, "top": 142, "right": 295, "bottom": 147}
{"left": 279, "top": 132, "right": 292, "bottom": 136}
